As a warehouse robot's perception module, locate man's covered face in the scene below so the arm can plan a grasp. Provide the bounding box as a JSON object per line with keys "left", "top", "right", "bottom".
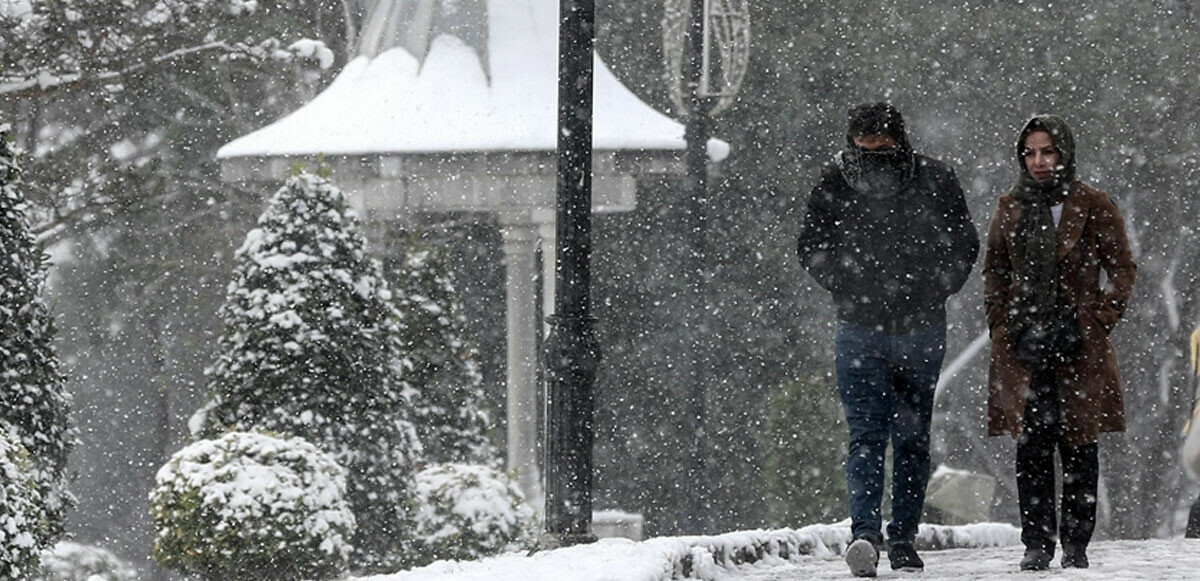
{"left": 852, "top": 134, "right": 896, "bottom": 151}
{"left": 851, "top": 133, "right": 907, "bottom": 196}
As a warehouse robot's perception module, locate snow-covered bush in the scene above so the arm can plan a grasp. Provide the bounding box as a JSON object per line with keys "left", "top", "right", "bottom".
{"left": 388, "top": 232, "right": 498, "bottom": 467}
{"left": 0, "top": 429, "right": 45, "bottom": 580}
{"left": 37, "top": 541, "right": 137, "bottom": 581}
{"left": 412, "top": 463, "right": 537, "bottom": 564}
{"left": 149, "top": 431, "right": 355, "bottom": 581}
{"left": 0, "top": 125, "right": 75, "bottom": 544}
{"left": 191, "top": 172, "right": 422, "bottom": 573}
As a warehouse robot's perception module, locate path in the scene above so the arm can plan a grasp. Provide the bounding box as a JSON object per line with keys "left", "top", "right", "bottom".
{"left": 728, "top": 538, "right": 1199, "bottom": 581}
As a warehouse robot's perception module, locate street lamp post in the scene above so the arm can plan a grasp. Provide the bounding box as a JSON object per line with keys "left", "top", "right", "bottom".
{"left": 681, "top": 0, "right": 712, "bottom": 535}
{"left": 542, "top": 0, "right": 600, "bottom": 548}
{"left": 663, "top": 0, "right": 750, "bottom": 534}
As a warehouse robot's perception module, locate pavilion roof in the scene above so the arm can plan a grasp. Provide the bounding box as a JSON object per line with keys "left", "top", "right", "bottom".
{"left": 218, "top": 0, "right": 729, "bottom": 161}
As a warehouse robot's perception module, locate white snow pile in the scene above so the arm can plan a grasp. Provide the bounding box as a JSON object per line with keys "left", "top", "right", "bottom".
{"left": 357, "top": 522, "right": 1020, "bottom": 581}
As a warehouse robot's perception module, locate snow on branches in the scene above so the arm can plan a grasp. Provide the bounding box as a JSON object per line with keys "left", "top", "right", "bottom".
{"left": 0, "top": 125, "right": 75, "bottom": 545}
{"left": 150, "top": 431, "right": 355, "bottom": 581}
{"left": 0, "top": 0, "right": 333, "bottom": 100}
{"left": 191, "top": 172, "right": 422, "bottom": 573}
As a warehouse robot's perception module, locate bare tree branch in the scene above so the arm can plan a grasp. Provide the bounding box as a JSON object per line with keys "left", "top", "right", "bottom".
{"left": 1, "top": 41, "right": 244, "bottom": 101}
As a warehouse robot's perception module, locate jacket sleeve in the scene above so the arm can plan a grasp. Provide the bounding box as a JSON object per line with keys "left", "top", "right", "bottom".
{"left": 938, "top": 168, "right": 981, "bottom": 298}
{"left": 1091, "top": 194, "right": 1137, "bottom": 332}
{"left": 796, "top": 178, "right": 844, "bottom": 293}
{"left": 982, "top": 200, "right": 1013, "bottom": 335}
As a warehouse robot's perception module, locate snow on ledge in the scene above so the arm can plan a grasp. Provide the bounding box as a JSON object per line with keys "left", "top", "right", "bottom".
{"left": 356, "top": 522, "right": 1020, "bottom": 581}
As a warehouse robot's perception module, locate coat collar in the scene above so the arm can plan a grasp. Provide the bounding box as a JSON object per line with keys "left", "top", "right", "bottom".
{"left": 1056, "top": 181, "right": 1088, "bottom": 262}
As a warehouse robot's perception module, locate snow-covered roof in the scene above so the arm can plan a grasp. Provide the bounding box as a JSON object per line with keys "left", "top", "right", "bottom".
{"left": 217, "top": 0, "right": 729, "bottom": 162}
{"left": 0, "top": 0, "right": 32, "bottom": 19}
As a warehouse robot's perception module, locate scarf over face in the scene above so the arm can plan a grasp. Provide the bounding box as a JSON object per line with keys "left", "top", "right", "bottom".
{"left": 838, "top": 102, "right": 917, "bottom": 199}
{"left": 1008, "top": 115, "right": 1077, "bottom": 351}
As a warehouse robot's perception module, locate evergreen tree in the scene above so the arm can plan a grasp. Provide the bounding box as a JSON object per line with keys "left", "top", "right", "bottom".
{"left": 192, "top": 172, "right": 421, "bottom": 573}
{"left": 388, "top": 232, "right": 497, "bottom": 467}
{"left": 3, "top": 0, "right": 362, "bottom": 567}
{"left": 759, "top": 376, "right": 847, "bottom": 528}
{"left": 0, "top": 124, "right": 74, "bottom": 544}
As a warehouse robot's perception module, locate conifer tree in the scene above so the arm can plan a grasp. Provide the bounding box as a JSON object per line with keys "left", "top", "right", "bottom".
{"left": 192, "top": 172, "right": 421, "bottom": 573}
{"left": 0, "top": 124, "right": 74, "bottom": 544}
{"left": 389, "top": 234, "right": 497, "bottom": 467}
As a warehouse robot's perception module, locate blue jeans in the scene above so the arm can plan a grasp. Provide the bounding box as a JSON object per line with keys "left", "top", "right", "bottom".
{"left": 835, "top": 321, "right": 946, "bottom": 545}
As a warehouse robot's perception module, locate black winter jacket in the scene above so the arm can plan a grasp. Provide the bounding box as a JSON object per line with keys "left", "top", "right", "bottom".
{"left": 796, "top": 154, "right": 979, "bottom": 332}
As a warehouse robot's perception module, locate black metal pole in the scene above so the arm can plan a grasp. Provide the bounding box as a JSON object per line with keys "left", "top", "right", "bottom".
{"left": 542, "top": 0, "right": 600, "bottom": 547}
{"left": 681, "top": 0, "right": 712, "bottom": 534}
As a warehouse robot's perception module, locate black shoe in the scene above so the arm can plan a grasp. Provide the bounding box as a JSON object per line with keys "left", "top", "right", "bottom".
{"left": 1020, "top": 548, "right": 1053, "bottom": 571}
{"left": 887, "top": 541, "right": 924, "bottom": 571}
{"left": 845, "top": 538, "right": 880, "bottom": 578}
{"left": 1061, "top": 544, "right": 1089, "bottom": 569}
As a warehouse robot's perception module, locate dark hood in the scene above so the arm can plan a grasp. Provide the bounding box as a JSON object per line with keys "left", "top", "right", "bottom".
{"left": 839, "top": 103, "right": 916, "bottom": 198}
{"left": 1015, "top": 114, "right": 1076, "bottom": 190}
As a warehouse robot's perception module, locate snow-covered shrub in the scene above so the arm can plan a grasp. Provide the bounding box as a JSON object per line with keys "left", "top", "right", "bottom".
{"left": 387, "top": 232, "right": 498, "bottom": 467}
{"left": 149, "top": 431, "right": 355, "bottom": 581}
{"left": 0, "top": 125, "right": 75, "bottom": 544}
{"left": 0, "top": 429, "right": 45, "bottom": 580}
{"left": 37, "top": 541, "right": 137, "bottom": 581}
{"left": 191, "top": 172, "right": 423, "bottom": 573}
{"left": 412, "top": 463, "right": 537, "bottom": 564}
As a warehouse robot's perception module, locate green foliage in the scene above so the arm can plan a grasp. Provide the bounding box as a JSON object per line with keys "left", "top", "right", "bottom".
{"left": 0, "top": 124, "right": 74, "bottom": 544}
{"left": 149, "top": 431, "right": 355, "bottom": 581}
{"left": 388, "top": 231, "right": 498, "bottom": 467}
{"left": 193, "top": 172, "right": 421, "bottom": 573}
{"left": 0, "top": 430, "right": 46, "bottom": 581}
{"left": 2, "top": 0, "right": 366, "bottom": 569}
{"left": 36, "top": 541, "right": 138, "bottom": 581}
{"left": 411, "top": 463, "right": 537, "bottom": 565}
{"left": 759, "top": 376, "right": 847, "bottom": 528}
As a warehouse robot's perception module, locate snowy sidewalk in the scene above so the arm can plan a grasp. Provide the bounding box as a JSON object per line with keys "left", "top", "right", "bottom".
{"left": 358, "top": 524, "right": 1021, "bottom": 581}
{"left": 736, "top": 538, "right": 1200, "bottom": 580}
{"left": 358, "top": 526, "right": 1200, "bottom": 581}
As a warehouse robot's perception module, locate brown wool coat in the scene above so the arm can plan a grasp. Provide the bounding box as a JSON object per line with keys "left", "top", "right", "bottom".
{"left": 983, "top": 180, "right": 1137, "bottom": 446}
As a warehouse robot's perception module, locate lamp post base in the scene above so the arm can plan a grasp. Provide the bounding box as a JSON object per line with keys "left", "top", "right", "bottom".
{"left": 532, "top": 531, "right": 599, "bottom": 554}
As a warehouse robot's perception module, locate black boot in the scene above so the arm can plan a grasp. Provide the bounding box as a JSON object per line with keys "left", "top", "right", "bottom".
{"left": 1020, "top": 547, "right": 1053, "bottom": 571}
{"left": 1061, "top": 544, "right": 1089, "bottom": 569}
{"left": 887, "top": 541, "right": 924, "bottom": 571}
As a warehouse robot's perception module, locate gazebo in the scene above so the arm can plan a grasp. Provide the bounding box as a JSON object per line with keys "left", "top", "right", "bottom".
{"left": 217, "top": 0, "right": 729, "bottom": 509}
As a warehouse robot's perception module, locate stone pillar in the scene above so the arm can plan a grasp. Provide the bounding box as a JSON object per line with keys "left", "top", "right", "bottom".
{"left": 534, "top": 209, "right": 557, "bottom": 334}
{"left": 498, "top": 214, "right": 544, "bottom": 511}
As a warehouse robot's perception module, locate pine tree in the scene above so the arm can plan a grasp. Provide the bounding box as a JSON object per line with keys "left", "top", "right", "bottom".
{"left": 389, "top": 233, "right": 497, "bottom": 467}
{"left": 0, "top": 124, "right": 74, "bottom": 544}
{"left": 192, "top": 172, "right": 421, "bottom": 573}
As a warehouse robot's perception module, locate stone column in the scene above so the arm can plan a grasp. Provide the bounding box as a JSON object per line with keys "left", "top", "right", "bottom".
{"left": 498, "top": 214, "right": 544, "bottom": 511}
{"left": 534, "top": 209, "right": 557, "bottom": 334}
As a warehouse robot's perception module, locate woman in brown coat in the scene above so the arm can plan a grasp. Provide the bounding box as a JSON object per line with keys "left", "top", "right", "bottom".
{"left": 983, "top": 115, "right": 1136, "bottom": 571}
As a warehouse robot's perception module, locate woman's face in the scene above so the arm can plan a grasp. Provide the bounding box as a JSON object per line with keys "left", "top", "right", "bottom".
{"left": 1022, "top": 130, "right": 1060, "bottom": 183}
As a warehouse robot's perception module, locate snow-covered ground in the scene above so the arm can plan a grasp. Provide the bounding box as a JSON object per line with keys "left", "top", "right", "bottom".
{"left": 739, "top": 539, "right": 1200, "bottom": 580}
{"left": 356, "top": 524, "right": 1200, "bottom": 581}
{"left": 357, "top": 523, "right": 1019, "bottom": 581}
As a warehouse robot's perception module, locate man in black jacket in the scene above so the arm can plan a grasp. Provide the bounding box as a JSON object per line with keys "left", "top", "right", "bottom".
{"left": 796, "top": 103, "right": 978, "bottom": 577}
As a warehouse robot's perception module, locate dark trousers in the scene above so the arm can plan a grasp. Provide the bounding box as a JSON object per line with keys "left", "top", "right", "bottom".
{"left": 835, "top": 321, "right": 946, "bottom": 545}
{"left": 1016, "top": 369, "right": 1099, "bottom": 554}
